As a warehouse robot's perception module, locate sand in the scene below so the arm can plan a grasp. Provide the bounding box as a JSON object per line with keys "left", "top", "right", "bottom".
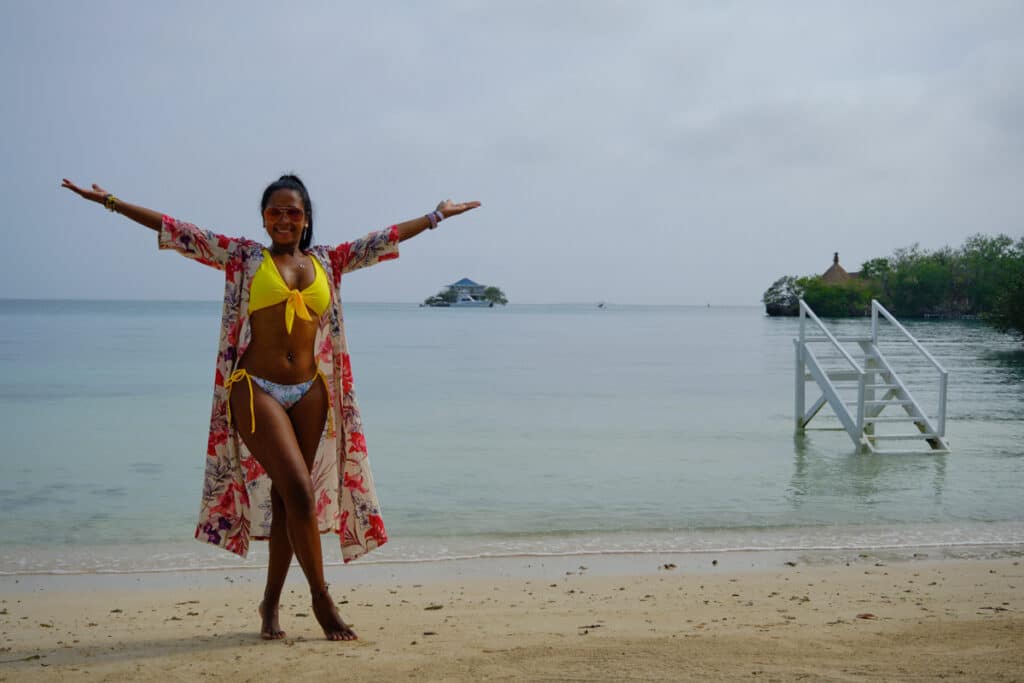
{"left": 1, "top": 553, "right": 1021, "bottom": 682}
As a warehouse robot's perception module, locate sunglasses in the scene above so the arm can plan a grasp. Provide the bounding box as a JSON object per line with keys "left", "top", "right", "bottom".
{"left": 264, "top": 206, "right": 305, "bottom": 222}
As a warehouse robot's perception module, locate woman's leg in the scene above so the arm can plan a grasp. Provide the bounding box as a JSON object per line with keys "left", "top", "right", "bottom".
{"left": 258, "top": 488, "right": 290, "bottom": 639}
{"left": 288, "top": 377, "right": 357, "bottom": 640}
{"left": 230, "top": 379, "right": 349, "bottom": 641}
{"left": 258, "top": 384, "right": 322, "bottom": 638}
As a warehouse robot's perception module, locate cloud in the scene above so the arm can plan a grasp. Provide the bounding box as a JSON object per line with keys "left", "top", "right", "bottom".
{"left": 2, "top": 2, "right": 1022, "bottom": 304}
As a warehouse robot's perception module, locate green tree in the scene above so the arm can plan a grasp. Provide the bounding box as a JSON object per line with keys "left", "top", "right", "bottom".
{"left": 762, "top": 276, "right": 802, "bottom": 316}
{"left": 859, "top": 257, "right": 892, "bottom": 281}
{"left": 885, "top": 246, "right": 956, "bottom": 316}
{"left": 859, "top": 257, "right": 893, "bottom": 305}
{"left": 798, "top": 276, "right": 873, "bottom": 317}
{"left": 958, "top": 233, "right": 1016, "bottom": 314}
{"left": 423, "top": 287, "right": 458, "bottom": 306}
{"left": 986, "top": 236, "right": 1024, "bottom": 341}
{"left": 482, "top": 286, "right": 508, "bottom": 305}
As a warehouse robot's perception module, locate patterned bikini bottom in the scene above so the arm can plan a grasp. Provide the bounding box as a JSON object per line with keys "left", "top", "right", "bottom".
{"left": 250, "top": 374, "right": 316, "bottom": 409}
{"left": 224, "top": 369, "right": 325, "bottom": 433}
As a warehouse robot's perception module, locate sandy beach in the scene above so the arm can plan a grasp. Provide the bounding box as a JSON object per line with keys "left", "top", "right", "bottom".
{"left": 1, "top": 553, "right": 1021, "bottom": 682}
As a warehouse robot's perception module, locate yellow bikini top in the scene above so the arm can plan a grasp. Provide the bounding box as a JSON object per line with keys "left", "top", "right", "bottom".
{"left": 249, "top": 250, "right": 330, "bottom": 333}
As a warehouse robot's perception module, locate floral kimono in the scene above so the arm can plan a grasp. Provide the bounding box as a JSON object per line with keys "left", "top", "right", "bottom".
{"left": 158, "top": 215, "right": 399, "bottom": 562}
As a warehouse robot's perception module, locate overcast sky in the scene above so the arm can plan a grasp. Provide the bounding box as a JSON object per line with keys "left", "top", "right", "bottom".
{"left": 3, "top": 1, "right": 1022, "bottom": 304}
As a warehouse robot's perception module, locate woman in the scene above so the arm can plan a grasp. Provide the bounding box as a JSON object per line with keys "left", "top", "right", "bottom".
{"left": 61, "top": 175, "right": 480, "bottom": 641}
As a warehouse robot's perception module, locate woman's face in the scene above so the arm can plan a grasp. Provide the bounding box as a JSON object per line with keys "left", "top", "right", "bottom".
{"left": 262, "top": 189, "right": 306, "bottom": 247}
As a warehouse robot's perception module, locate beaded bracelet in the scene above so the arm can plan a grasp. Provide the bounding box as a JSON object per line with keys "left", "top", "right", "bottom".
{"left": 426, "top": 210, "right": 446, "bottom": 229}
{"left": 104, "top": 194, "right": 119, "bottom": 212}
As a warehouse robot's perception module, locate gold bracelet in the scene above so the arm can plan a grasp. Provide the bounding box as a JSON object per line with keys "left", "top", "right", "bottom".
{"left": 104, "top": 194, "right": 119, "bottom": 212}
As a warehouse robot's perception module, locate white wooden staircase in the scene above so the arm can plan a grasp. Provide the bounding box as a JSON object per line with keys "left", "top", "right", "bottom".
{"left": 795, "top": 300, "right": 949, "bottom": 454}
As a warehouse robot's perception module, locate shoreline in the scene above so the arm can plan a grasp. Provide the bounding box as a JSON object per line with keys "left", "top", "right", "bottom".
{"left": 4, "top": 521, "right": 1023, "bottom": 577}
{"left": 3, "top": 540, "right": 1022, "bottom": 586}
{"left": 2, "top": 554, "right": 1020, "bottom": 680}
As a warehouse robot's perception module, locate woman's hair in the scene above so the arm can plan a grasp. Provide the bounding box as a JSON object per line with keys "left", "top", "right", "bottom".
{"left": 261, "top": 174, "right": 314, "bottom": 250}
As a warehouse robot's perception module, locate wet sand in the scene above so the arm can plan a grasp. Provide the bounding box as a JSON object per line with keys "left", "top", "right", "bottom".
{"left": 1, "top": 555, "right": 1021, "bottom": 681}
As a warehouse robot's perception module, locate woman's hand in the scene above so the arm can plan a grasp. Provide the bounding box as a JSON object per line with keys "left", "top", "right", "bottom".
{"left": 394, "top": 199, "right": 482, "bottom": 242}
{"left": 60, "top": 179, "right": 165, "bottom": 231}
{"left": 436, "top": 199, "right": 482, "bottom": 218}
{"left": 61, "top": 179, "right": 111, "bottom": 205}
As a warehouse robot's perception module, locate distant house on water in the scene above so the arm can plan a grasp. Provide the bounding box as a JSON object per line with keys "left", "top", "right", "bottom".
{"left": 422, "top": 277, "right": 507, "bottom": 307}
{"left": 821, "top": 252, "right": 860, "bottom": 284}
{"left": 448, "top": 277, "right": 486, "bottom": 300}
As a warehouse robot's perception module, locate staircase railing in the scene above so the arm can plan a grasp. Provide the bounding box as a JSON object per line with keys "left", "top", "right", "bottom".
{"left": 796, "top": 299, "right": 864, "bottom": 444}
{"left": 870, "top": 300, "right": 949, "bottom": 438}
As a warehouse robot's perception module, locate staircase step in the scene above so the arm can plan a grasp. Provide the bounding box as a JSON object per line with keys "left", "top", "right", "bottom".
{"left": 869, "top": 447, "right": 949, "bottom": 455}
{"left": 862, "top": 416, "right": 924, "bottom": 423}
{"left": 809, "top": 370, "right": 883, "bottom": 382}
{"left": 822, "top": 381, "right": 899, "bottom": 389}
{"left": 845, "top": 399, "right": 915, "bottom": 406}
{"left": 865, "top": 433, "right": 938, "bottom": 440}
{"left": 826, "top": 369, "right": 882, "bottom": 375}
{"left": 803, "top": 335, "right": 873, "bottom": 343}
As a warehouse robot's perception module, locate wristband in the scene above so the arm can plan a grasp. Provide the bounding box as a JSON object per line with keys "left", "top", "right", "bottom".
{"left": 104, "top": 194, "right": 119, "bottom": 212}
{"left": 426, "top": 209, "right": 446, "bottom": 230}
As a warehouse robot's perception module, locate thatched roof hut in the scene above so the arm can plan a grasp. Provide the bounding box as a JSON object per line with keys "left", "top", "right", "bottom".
{"left": 821, "top": 252, "right": 859, "bottom": 284}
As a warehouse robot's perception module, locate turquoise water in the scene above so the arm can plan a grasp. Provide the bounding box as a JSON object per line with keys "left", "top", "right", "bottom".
{"left": 1, "top": 300, "right": 1022, "bottom": 574}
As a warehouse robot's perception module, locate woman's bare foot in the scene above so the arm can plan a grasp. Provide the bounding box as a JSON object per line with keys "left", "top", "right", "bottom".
{"left": 312, "top": 588, "right": 357, "bottom": 641}
{"left": 258, "top": 600, "right": 286, "bottom": 640}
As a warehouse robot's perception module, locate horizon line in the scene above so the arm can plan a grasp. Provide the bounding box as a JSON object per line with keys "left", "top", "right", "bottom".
{"left": 0, "top": 297, "right": 763, "bottom": 308}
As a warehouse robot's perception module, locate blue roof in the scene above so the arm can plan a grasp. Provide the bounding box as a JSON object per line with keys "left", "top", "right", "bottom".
{"left": 449, "top": 278, "right": 481, "bottom": 287}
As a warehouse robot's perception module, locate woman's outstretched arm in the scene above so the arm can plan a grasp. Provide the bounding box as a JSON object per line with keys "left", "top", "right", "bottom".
{"left": 330, "top": 199, "right": 482, "bottom": 275}
{"left": 394, "top": 199, "right": 481, "bottom": 242}
{"left": 61, "top": 179, "right": 164, "bottom": 231}
{"left": 63, "top": 178, "right": 238, "bottom": 270}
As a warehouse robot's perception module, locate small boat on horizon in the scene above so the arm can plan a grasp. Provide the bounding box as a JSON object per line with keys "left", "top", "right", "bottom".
{"left": 451, "top": 293, "right": 494, "bottom": 308}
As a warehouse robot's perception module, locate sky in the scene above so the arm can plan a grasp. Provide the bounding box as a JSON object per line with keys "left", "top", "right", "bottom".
{"left": 2, "top": 1, "right": 1022, "bottom": 305}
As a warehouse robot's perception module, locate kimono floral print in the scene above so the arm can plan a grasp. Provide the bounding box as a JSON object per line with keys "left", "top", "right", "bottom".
{"left": 159, "top": 216, "right": 399, "bottom": 562}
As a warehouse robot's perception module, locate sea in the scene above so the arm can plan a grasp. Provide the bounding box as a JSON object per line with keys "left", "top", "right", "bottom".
{"left": 1, "top": 300, "right": 1022, "bottom": 576}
